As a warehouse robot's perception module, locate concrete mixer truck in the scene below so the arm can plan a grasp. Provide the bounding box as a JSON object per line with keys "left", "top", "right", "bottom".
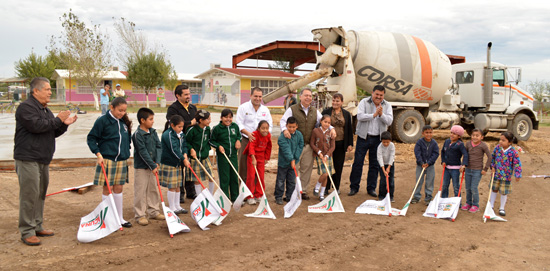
{"left": 263, "top": 26, "right": 538, "bottom": 143}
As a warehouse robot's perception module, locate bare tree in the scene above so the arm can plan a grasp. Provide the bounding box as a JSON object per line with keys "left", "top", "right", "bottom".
{"left": 113, "top": 17, "right": 148, "bottom": 70}
{"left": 55, "top": 10, "right": 111, "bottom": 109}
{"left": 526, "top": 79, "right": 550, "bottom": 114}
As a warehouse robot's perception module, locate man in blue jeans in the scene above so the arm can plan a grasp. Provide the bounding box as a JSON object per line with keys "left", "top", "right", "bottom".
{"left": 100, "top": 84, "right": 110, "bottom": 115}
{"left": 348, "top": 85, "right": 393, "bottom": 197}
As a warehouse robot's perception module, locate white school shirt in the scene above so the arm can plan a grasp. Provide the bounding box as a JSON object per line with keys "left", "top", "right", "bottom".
{"left": 235, "top": 101, "right": 273, "bottom": 138}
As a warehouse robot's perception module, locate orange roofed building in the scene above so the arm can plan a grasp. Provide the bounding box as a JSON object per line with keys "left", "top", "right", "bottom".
{"left": 195, "top": 65, "right": 299, "bottom": 108}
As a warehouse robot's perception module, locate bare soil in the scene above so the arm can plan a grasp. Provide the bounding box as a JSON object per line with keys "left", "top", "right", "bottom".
{"left": 1, "top": 128, "right": 549, "bottom": 270}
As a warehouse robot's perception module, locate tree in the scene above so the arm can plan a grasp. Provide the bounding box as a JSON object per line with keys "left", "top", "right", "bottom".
{"left": 164, "top": 70, "right": 179, "bottom": 93}
{"left": 55, "top": 10, "right": 111, "bottom": 109}
{"left": 113, "top": 17, "right": 147, "bottom": 70}
{"left": 268, "top": 55, "right": 292, "bottom": 73}
{"left": 127, "top": 52, "right": 173, "bottom": 107}
{"left": 114, "top": 18, "right": 175, "bottom": 107}
{"left": 14, "top": 49, "right": 68, "bottom": 89}
{"left": 526, "top": 79, "right": 550, "bottom": 114}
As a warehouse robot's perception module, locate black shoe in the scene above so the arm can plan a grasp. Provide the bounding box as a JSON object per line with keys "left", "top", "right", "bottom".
{"left": 187, "top": 194, "right": 197, "bottom": 199}
{"left": 499, "top": 209, "right": 506, "bottom": 216}
{"left": 179, "top": 197, "right": 185, "bottom": 204}
{"left": 302, "top": 193, "right": 310, "bottom": 200}
{"left": 121, "top": 222, "right": 132, "bottom": 228}
{"left": 283, "top": 197, "right": 290, "bottom": 202}
{"left": 276, "top": 198, "right": 283, "bottom": 205}
{"left": 175, "top": 209, "right": 188, "bottom": 215}
{"left": 348, "top": 189, "right": 358, "bottom": 196}
{"left": 324, "top": 190, "right": 330, "bottom": 196}
{"left": 368, "top": 191, "right": 378, "bottom": 197}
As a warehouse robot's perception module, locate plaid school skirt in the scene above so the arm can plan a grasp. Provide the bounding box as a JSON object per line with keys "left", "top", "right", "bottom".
{"left": 491, "top": 178, "right": 512, "bottom": 195}
{"left": 94, "top": 159, "right": 129, "bottom": 186}
{"left": 187, "top": 158, "right": 214, "bottom": 183}
{"left": 316, "top": 156, "right": 335, "bottom": 175}
{"left": 159, "top": 164, "right": 182, "bottom": 189}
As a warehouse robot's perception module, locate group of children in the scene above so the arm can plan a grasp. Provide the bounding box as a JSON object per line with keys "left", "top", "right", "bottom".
{"left": 86, "top": 98, "right": 523, "bottom": 227}
{"left": 413, "top": 124, "right": 522, "bottom": 216}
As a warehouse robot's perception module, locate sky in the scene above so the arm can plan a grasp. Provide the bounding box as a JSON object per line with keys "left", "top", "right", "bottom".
{"left": 1, "top": 0, "right": 549, "bottom": 91}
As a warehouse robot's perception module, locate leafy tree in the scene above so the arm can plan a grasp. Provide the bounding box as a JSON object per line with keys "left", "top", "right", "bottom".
{"left": 14, "top": 49, "right": 68, "bottom": 89}
{"left": 268, "top": 55, "right": 292, "bottom": 73}
{"left": 526, "top": 79, "right": 550, "bottom": 114}
{"left": 55, "top": 10, "right": 111, "bottom": 109}
{"left": 164, "top": 70, "right": 179, "bottom": 93}
{"left": 127, "top": 52, "right": 172, "bottom": 107}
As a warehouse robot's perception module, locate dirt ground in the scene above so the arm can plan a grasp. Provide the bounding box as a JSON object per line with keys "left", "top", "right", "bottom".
{"left": 1, "top": 128, "right": 550, "bottom": 270}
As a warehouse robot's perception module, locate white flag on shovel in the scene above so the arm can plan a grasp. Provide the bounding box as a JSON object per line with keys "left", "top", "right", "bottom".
{"left": 162, "top": 203, "right": 191, "bottom": 235}
{"left": 190, "top": 189, "right": 222, "bottom": 230}
{"left": 483, "top": 173, "right": 507, "bottom": 222}
{"left": 392, "top": 168, "right": 426, "bottom": 216}
{"left": 308, "top": 190, "right": 345, "bottom": 213}
{"left": 424, "top": 191, "right": 441, "bottom": 217}
{"left": 245, "top": 195, "right": 277, "bottom": 219}
{"left": 483, "top": 205, "right": 507, "bottom": 222}
{"left": 423, "top": 197, "right": 461, "bottom": 220}
{"left": 212, "top": 188, "right": 231, "bottom": 226}
{"left": 77, "top": 194, "right": 121, "bottom": 243}
{"left": 233, "top": 180, "right": 252, "bottom": 212}
{"left": 284, "top": 176, "right": 302, "bottom": 218}
{"left": 355, "top": 193, "right": 392, "bottom": 216}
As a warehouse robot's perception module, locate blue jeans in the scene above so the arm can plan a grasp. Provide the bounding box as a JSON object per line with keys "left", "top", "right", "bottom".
{"left": 442, "top": 168, "right": 461, "bottom": 198}
{"left": 349, "top": 136, "right": 381, "bottom": 192}
{"left": 464, "top": 168, "right": 482, "bottom": 207}
{"left": 378, "top": 164, "right": 394, "bottom": 200}
{"left": 274, "top": 166, "right": 296, "bottom": 200}
{"left": 414, "top": 165, "right": 435, "bottom": 202}
{"left": 101, "top": 104, "right": 108, "bottom": 115}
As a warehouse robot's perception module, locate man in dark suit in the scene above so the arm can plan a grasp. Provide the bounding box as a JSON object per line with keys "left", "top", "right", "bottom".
{"left": 166, "top": 84, "right": 198, "bottom": 201}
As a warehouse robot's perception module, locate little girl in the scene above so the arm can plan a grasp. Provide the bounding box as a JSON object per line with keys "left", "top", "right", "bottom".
{"left": 87, "top": 97, "right": 132, "bottom": 228}
{"left": 244, "top": 120, "right": 272, "bottom": 204}
{"left": 160, "top": 115, "right": 190, "bottom": 214}
{"left": 441, "top": 125, "right": 469, "bottom": 198}
{"left": 310, "top": 115, "right": 335, "bottom": 201}
{"left": 490, "top": 132, "right": 522, "bottom": 216}
{"left": 209, "top": 109, "right": 241, "bottom": 202}
{"left": 462, "top": 128, "right": 492, "bottom": 213}
{"left": 185, "top": 110, "right": 215, "bottom": 194}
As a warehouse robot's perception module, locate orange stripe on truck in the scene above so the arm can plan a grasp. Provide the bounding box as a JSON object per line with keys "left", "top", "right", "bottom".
{"left": 481, "top": 84, "right": 534, "bottom": 101}
{"left": 413, "top": 36, "right": 432, "bottom": 88}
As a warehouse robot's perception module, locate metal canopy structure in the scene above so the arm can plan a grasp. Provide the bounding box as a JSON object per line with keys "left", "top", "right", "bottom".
{"left": 232, "top": 41, "right": 325, "bottom": 73}
{"left": 232, "top": 40, "right": 466, "bottom": 73}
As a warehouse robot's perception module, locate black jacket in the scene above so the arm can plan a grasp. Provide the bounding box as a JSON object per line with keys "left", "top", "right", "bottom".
{"left": 13, "top": 95, "right": 68, "bottom": 164}
{"left": 321, "top": 107, "right": 354, "bottom": 149}
{"left": 166, "top": 101, "right": 197, "bottom": 132}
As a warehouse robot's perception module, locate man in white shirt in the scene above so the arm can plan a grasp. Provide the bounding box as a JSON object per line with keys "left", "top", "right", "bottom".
{"left": 348, "top": 85, "right": 393, "bottom": 197}
{"left": 236, "top": 87, "right": 273, "bottom": 195}
{"left": 280, "top": 88, "right": 335, "bottom": 199}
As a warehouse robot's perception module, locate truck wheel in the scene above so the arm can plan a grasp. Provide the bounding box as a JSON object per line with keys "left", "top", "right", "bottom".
{"left": 391, "top": 109, "right": 425, "bottom": 143}
{"left": 510, "top": 113, "right": 533, "bottom": 141}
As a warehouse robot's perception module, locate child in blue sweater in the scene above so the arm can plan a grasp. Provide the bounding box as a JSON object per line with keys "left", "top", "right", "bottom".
{"left": 412, "top": 125, "right": 440, "bottom": 205}
{"left": 441, "top": 125, "right": 468, "bottom": 198}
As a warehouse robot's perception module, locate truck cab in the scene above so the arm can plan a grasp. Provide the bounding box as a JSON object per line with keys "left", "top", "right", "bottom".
{"left": 453, "top": 62, "right": 538, "bottom": 140}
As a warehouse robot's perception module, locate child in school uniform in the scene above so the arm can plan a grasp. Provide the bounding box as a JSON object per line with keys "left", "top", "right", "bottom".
{"left": 209, "top": 109, "right": 241, "bottom": 202}
{"left": 377, "top": 131, "right": 396, "bottom": 202}
{"left": 131, "top": 108, "right": 164, "bottom": 226}
{"left": 159, "top": 115, "right": 190, "bottom": 214}
{"left": 441, "top": 125, "right": 469, "bottom": 198}
{"left": 412, "top": 125, "right": 439, "bottom": 205}
{"left": 185, "top": 109, "right": 215, "bottom": 194}
{"left": 274, "top": 117, "right": 304, "bottom": 205}
{"left": 310, "top": 115, "right": 335, "bottom": 201}
{"left": 87, "top": 97, "right": 133, "bottom": 228}
{"left": 244, "top": 120, "right": 272, "bottom": 204}
{"left": 462, "top": 128, "right": 492, "bottom": 213}
{"left": 490, "top": 132, "right": 522, "bottom": 216}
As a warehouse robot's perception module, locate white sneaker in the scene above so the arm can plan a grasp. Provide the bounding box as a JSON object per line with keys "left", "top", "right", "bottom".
{"left": 247, "top": 198, "right": 256, "bottom": 205}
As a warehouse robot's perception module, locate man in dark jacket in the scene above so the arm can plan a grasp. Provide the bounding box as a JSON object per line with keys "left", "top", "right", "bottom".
{"left": 14, "top": 77, "right": 77, "bottom": 246}
{"left": 166, "top": 85, "right": 197, "bottom": 201}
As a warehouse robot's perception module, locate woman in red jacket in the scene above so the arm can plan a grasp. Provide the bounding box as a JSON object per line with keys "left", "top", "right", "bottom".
{"left": 244, "top": 120, "right": 272, "bottom": 204}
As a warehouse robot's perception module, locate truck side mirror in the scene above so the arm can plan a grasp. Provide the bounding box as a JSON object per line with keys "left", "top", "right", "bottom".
{"left": 517, "top": 68, "right": 522, "bottom": 84}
